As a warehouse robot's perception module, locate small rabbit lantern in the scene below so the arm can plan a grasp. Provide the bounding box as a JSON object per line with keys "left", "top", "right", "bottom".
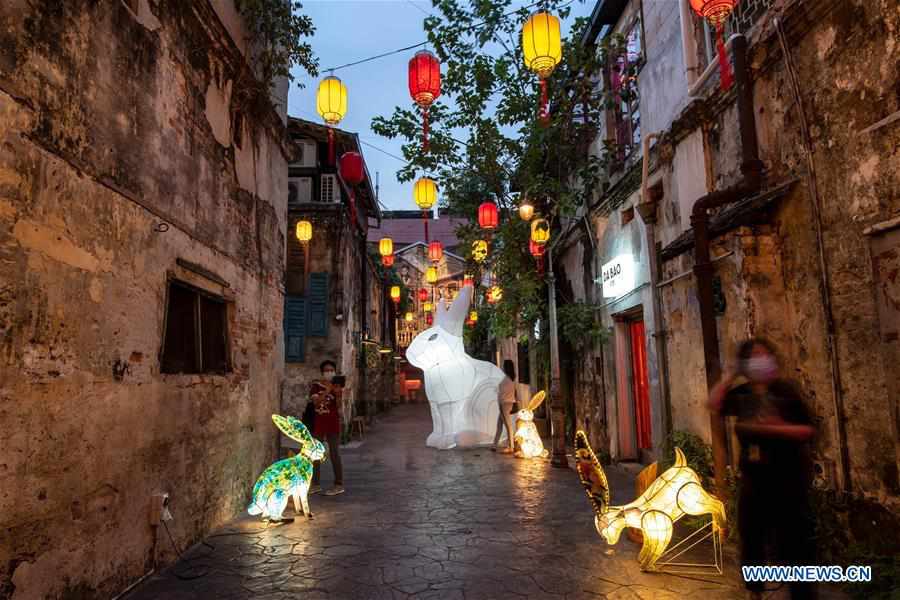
{"left": 248, "top": 415, "right": 327, "bottom": 522}
{"left": 514, "top": 390, "right": 548, "bottom": 458}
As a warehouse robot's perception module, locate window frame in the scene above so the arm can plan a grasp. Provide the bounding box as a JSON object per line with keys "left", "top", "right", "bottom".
{"left": 159, "top": 279, "right": 232, "bottom": 375}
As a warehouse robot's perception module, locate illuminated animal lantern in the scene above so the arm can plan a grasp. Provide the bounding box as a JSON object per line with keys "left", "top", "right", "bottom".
{"left": 406, "top": 284, "right": 503, "bottom": 449}
{"left": 574, "top": 430, "right": 726, "bottom": 571}
{"left": 248, "top": 415, "right": 327, "bottom": 521}
{"left": 513, "top": 391, "right": 548, "bottom": 458}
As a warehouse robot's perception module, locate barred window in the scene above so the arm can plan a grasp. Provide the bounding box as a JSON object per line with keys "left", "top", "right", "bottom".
{"left": 701, "top": 0, "right": 775, "bottom": 66}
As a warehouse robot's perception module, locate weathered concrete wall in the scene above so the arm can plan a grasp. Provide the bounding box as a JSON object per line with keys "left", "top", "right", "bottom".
{"left": 0, "top": 1, "right": 288, "bottom": 597}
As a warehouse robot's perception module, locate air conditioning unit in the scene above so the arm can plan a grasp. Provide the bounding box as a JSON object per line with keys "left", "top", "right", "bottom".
{"left": 291, "top": 140, "right": 317, "bottom": 168}
{"left": 288, "top": 177, "right": 312, "bottom": 206}
{"left": 320, "top": 174, "right": 339, "bottom": 203}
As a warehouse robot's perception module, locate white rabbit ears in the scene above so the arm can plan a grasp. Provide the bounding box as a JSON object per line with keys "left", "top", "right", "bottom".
{"left": 434, "top": 284, "right": 473, "bottom": 336}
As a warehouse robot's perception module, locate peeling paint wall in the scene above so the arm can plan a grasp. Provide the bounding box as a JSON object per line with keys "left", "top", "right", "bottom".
{"left": 0, "top": 1, "right": 288, "bottom": 597}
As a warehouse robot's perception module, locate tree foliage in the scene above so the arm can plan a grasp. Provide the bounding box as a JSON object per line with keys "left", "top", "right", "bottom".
{"left": 236, "top": 0, "right": 319, "bottom": 88}
{"left": 373, "top": 0, "right": 631, "bottom": 340}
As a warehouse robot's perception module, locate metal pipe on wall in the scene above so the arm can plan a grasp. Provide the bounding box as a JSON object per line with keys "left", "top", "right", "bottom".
{"left": 690, "top": 34, "right": 764, "bottom": 496}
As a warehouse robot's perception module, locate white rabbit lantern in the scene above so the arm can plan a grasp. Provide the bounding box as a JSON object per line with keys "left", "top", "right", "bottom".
{"left": 514, "top": 390, "right": 549, "bottom": 458}
{"left": 405, "top": 284, "right": 504, "bottom": 449}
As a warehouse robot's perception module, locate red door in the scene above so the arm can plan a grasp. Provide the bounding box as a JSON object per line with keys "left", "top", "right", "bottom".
{"left": 629, "top": 321, "right": 652, "bottom": 450}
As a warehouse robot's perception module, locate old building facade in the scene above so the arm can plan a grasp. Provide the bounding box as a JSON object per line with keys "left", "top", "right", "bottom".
{"left": 557, "top": 0, "right": 899, "bottom": 527}
{"left": 281, "top": 118, "right": 386, "bottom": 426}
{"left": 0, "top": 1, "right": 290, "bottom": 597}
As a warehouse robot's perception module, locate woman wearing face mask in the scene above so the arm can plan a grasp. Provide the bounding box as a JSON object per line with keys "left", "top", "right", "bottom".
{"left": 709, "top": 339, "right": 817, "bottom": 600}
{"left": 310, "top": 360, "right": 344, "bottom": 496}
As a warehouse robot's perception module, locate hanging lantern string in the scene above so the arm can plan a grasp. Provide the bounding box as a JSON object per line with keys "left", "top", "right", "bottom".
{"left": 422, "top": 107, "right": 430, "bottom": 152}
{"left": 320, "top": 0, "right": 575, "bottom": 73}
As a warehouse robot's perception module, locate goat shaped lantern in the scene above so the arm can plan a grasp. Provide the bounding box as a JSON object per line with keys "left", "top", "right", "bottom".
{"left": 574, "top": 431, "right": 726, "bottom": 572}
{"left": 406, "top": 284, "right": 503, "bottom": 449}
{"left": 514, "top": 390, "right": 548, "bottom": 458}
{"left": 248, "top": 415, "right": 327, "bottom": 522}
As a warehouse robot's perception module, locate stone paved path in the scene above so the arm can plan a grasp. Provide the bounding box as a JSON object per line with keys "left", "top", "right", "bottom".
{"left": 128, "top": 404, "right": 842, "bottom": 600}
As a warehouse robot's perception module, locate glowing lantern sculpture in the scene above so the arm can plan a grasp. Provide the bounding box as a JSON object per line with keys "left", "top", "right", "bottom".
{"left": 408, "top": 50, "right": 441, "bottom": 152}
{"left": 472, "top": 240, "right": 488, "bottom": 263}
{"left": 316, "top": 75, "right": 347, "bottom": 164}
{"left": 248, "top": 415, "right": 326, "bottom": 521}
{"left": 486, "top": 286, "right": 502, "bottom": 304}
{"left": 390, "top": 285, "right": 401, "bottom": 304}
{"left": 478, "top": 201, "right": 499, "bottom": 231}
{"left": 522, "top": 12, "right": 562, "bottom": 124}
{"left": 414, "top": 177, "right": 437, "bottom": 242}
{"left": 426, "top": 265, "right": 438, "bottom": 285}
{"left": 513, "top": 391, "right": 548, "bottom": 458}
{"left": 405, "top": 285, "right": 505, "bottom": 449}
{"left": 428, "top": 241, "right": 444, "bottom": 263}
{"left": 519, "top": 198, "right": 535, "bottom": 221}
{"left": 574, "top": 431, "right": 727, "bottom": 572}
{"left": 295, "top": 220, "right": 312, "bottom": 243}
{"left": 339, "top": 151, "right": 364, "bottom": 225}
{"left": 531, "top": 218, "right": 550, "bottom": 245}
{"left": 418, "top": 287, "right": 429, "bottom": 302}
{"left": 690, "top": 0, "right": 738, "bottom": 91}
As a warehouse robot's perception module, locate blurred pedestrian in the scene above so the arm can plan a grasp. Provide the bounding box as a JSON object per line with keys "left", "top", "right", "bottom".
{"left": 709, "top": 338, "right": 817, "bottom": 600}
{"left": 492, "top": 359, "right": 518, "bottom": 454}
{"left": 311, "top": 360, "right": 344, "bottom": 496}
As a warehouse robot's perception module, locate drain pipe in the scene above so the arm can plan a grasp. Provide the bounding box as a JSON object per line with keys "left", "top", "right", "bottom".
{"left": 635, "top": 134, "right": 674, "bottom": 452}
{"left": 690, "top": 34, "right": 764, "bottom": 496}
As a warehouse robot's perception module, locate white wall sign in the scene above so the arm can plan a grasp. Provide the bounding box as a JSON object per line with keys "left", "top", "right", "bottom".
{"left": 600, "top": 255, "right": 636, "bottom": 298}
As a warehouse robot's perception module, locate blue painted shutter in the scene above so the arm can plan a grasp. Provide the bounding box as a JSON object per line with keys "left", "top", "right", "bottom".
{"left": 307, "top": 272, "right": 329, "bottom": 337}
{"left": 284, "top": 296, "right": 306, "bottom": 362}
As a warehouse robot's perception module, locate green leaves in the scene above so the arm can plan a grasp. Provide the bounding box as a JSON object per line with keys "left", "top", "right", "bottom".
{"left": 236, "top": 0, "right": 319, "bottom": 89}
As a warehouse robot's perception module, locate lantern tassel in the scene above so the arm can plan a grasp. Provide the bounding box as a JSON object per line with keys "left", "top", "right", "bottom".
{"left": 716, "top": 25, "right": 734, "bottom": 91}
{"left": 539, "top": 78, "right": 549, "bottom": 125}
{"left": 328, "top": 127, "right": 335, "bottom": 165}
{"left": 423, "top": 210, "right": 430, "bottom": 243}
{"left": 423, "top": 107, "right": 430, "bottom": 153}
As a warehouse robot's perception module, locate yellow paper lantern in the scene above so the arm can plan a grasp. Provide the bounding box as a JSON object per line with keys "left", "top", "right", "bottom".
{"left": 425, "top": 266, "right": 438, "bottom": 284}
{"left": 405, "top": 312, "right": 414, "bottom": 322}
{"left": 519, "top": 199, "right": 535, "bottom": 221}
{"left": 574, "top": 431, "right": 727, "bottom": 572}
{"left": 379, "top": 237, "right": 393, "bottom": 257}
{"left": 531, "top": 218, "right": 550, "bottom": 245}
{"left": 295, "top": 220, "right": 312, "bottom": 243}
{"left": 316, "top": 76, "right": 347, "bottom": 125}
{"left": 390, "top": 286, "right": 401, "bottom": 302}
{"left": 469, "top": 310, "right": 478, "bottom": 323}
{"left": 423, "top": 301, "right": 433, "bottom": 313}
{"left": 472, "top": 240, "right": 488, "bottom": 263}
{"left": 414, "top": 177, "right": 437, "bottom": 210}
{"left": 522, "top": 13, "right": 562, "bottom": 79}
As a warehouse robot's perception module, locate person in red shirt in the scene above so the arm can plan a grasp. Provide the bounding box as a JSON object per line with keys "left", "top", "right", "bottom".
{"left": 310, "top": 360, "right": 344, "bottom": 496}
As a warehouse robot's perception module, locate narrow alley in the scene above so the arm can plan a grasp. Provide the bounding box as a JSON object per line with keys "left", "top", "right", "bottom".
{"left": 128, "top": 404, "right": 747, "bottom": 600}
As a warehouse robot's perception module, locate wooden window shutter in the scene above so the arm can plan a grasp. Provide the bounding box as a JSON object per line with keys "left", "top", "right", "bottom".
{"left": 307, "top": 272, "right": 329, "bottom": 337}
{"left": 284, "top": 295, "right": 306, "bottom": 362}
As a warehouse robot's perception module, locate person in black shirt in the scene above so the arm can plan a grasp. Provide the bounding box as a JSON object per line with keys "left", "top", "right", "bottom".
{"left": 709, "top": 338, "right": 817, "bottom": 600}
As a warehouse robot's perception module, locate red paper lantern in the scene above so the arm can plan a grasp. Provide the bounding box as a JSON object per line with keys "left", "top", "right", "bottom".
{"left": 463, "top": 274, "right": 474, "bottom": 287}
{"left": 529, "top": 239, "right": 545, "bottom": 257}
{"left": 689, "top": 0, "right": 738, "bottom": 91}
{"left": 382, "top": 254, "right": 395, "bottom": 267}
{"left": 427, "top": 241, "right": 444, "bottom": 263}
{"left": 339, "top": 152, "right": 365, "bottom": 227}
{"left": 408, "top": 50, "right": 441, "bottom": 152}
{"left": 418, "top": 288, "right": 428, "bottom": 302}
{"left": 425, "top": 313, "right": 434, "bottom": 326}
{"left": 478, "top": 202, "right": 499, "bottom": 230}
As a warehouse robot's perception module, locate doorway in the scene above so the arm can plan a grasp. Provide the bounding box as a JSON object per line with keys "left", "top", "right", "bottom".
{"left": 614, "top": 309, "right": 653, "bottom": 461}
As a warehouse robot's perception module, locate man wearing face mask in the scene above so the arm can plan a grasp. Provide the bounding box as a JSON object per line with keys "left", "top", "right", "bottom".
{"left": 310, "top": 360, "right": 344, "bottom": 496}
{"left": 709, "top": 338, "right": 817, "bottom": 600}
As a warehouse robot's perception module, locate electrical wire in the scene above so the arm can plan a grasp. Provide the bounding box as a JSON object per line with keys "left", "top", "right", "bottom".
{"left": 321, "top": 0, "right": 573, "bottom": 73}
